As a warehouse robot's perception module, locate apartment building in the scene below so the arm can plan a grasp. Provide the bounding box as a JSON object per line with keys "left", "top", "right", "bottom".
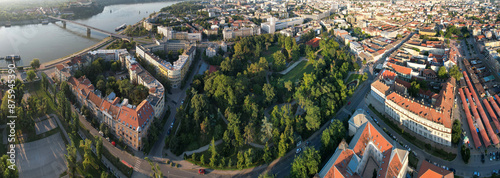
{"left": 157, "top": 26, "right": 202, "bottom": 42}
{"left": 384, "top": 79, "right": 455, "bottom": 146}
{"left": 136, "top": 44, "right": 196, "bottom": 88}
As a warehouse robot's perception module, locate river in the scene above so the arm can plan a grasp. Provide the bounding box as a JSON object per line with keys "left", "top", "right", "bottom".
{"left": 0, "top": 1, "right": 179, "bottom": 68}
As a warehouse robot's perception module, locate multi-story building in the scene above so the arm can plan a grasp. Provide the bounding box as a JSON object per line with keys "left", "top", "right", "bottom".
{"left": 136, "top": 44, "right": 196, "bottom": 88}
{"left": 261, "top": 17, "right": 304, "bottom": 34}
{"left": 157, "top": 26, "right": 202, "bottom": 42}
{"left": 384, "top": 79, "right": 455, "bottom": 146}
{"left": 318, "top": 117, "right": 409, "bottom": 178}
{"left": 222, "top": 25, "right": 261, "bottom": 40}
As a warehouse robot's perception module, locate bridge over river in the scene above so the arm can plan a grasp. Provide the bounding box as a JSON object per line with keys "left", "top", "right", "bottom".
{"left": 48, "top": 16, "right": 129, "bottom": 39}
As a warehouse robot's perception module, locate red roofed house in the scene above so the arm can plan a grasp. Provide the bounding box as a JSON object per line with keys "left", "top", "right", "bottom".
{"left": 387, "top": 63, "right": 412, "bottom": 81}
{"left": 417, "top": 161, "right": 453, "bottom": 178}
{"left": 318, "top": 118, "right": 409, "bottom": 178}
{"left": 306, "top": 37, "right": 321, "bottom": 48}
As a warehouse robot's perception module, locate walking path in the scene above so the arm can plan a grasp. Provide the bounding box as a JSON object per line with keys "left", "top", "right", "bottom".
{"left": 278, "top": 57, "right": 307, "bottom": 75}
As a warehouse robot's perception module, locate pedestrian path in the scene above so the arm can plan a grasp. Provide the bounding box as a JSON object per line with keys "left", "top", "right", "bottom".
{"left": 278, "top": 57, "right": 307, "bottom": 75}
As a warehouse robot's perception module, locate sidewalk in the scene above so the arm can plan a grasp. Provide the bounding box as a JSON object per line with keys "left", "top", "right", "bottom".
{"left": 278, "top": 57, "right": 307, "bottom": 75}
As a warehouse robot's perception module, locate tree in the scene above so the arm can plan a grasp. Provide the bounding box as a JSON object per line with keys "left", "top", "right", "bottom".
{"left": 255, "top": 45, "right": 262, "bottom": 58}
{"left": 321, "top": 120, "right": 346, "bottom": 154}
{"left": 272, "top": 51, "right": 286, "bottom": 71}
{"left": 306, "top": 50, "right": 316, "bottom": 61}
{"left": 79, "top": 139, "right": 97, "bottom": 170}
{"left": 96, "top": 136, "right": 103, "bottom": 160}
{"left": 305, "top": 105, "right": 321, "bottom": 130}
{"left": 96, "top": 80, "right": 106, "bottom": 92}
{"left": 278, "top": 133, "right": 289, "bottom": 157}
{"left": 263, "top": 142, "right": 272, "bottom": 163}
{"left": 263, "top": 83, "right": 276, "bottom": 105}
{"left": 237, "top": 151, "right": 245, "bottom": 169}
{"left": 111, "top": 61, "right": 120, "bottom": 71}
{"left": 101, "top": 172, "right": 110, "bottom": 178}
{"left": 30, "top": 58, "right": 40, "bottom": 70}
{"left": 64, "top": 141, "right": 77, "bottom": 177}
{"left": 438, "top": 66, "right": 448, "bottom": 79}
{"left": 452, "top": 120, "right": 461, "bottom": 145}
{"left": 244, "top": 148, "right": 254, "bottom": 167}
{"left": 209, "top": 138, "right": 218, "bottom": 167}
{"left": 26, "top": 70, "right": 36, "bottom": 81}
{"left": 261, "top": 117, "right": 273, "bottom": 143}
{"left": 0, "top": 155, "right": 18, "bottom": 178}
{"left": 409, "top": 81, "right": 421, "bottom": 97}
{"left": 259, "top": 171, "right": 276, "bottom": 178}
{"left": 243, "top": 122, "right": 255, "bottom": 144}
{"left": 200, "top": 154, "right": 206, "bottom": 165}
{"left": 449, "top": 65, "right": 463, "bottom": 81}
{"left": 290, "top": 147, "right": 321, "bottom": 178}
{"left": 461, "top": 144, "right": 470, "bottom": 163}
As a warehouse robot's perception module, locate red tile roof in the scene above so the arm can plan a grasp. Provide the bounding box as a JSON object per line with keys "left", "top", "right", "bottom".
{"left": 117, "top": 100, "right": 154, "bottom": 129}
{"left": 387, "top": 63, "right": 412, "bottom": 75}
{"left": 387, "top": 91, "right": 452, "bottom": 128}
{"left": 417, "top": 161, "right": 453, "bottom": 178}
{"left": 306, "top": 37, "right": 321, "bottom": 48}
{"left": 88, "top": 92, "right": 103, "bottom": 108}
{"left": 380, "top": 69, "right": 396, "bottom": 81}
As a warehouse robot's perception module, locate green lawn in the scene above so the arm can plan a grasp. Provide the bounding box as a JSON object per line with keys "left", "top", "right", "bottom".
{"left": 262, "top": 46, "right": 281, "bottom": 63}
{"left": 346, "top": 74, "right": 363, "bottom": 84}
{"left": 281, "top": 60, "right": 314, "bottom": 82}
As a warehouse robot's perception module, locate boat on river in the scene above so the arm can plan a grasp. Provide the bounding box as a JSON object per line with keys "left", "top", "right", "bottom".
{"left": 115, "top": 23, "right": 127, "bottom": 31}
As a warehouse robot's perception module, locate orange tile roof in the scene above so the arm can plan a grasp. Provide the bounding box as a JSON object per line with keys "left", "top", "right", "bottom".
{"left": 417, "top": 161, "right": 453, "bottom": 178}
{"left": 387, "top": 92, "right": 452, "bottom": 128}
{"left": 117, "top": 100, "right": 154, "bottom": 129}
{"left": 88, "top": 92, "right": 103, "bottom": 108}
{"left": 387, "top": 63, "right": 412, "bottom": 75}
{"left": 380, "top": 69, "right": 396, "bottom": 81}
{"left": 371, "top": 80, "right": 391, "bottom": 96}
{"left": 55, "top": 64, "right": 64, "bottom": 71}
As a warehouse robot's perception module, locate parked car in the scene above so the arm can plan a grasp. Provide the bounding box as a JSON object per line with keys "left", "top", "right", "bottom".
{"left": 481, "top": 154, "right": 485, "bottom": 163}
{"left": 167, "top": 128, "right": 171, "bottom": 135}
{"left": 296, "top": 148, "right": 302, "bottom": 154}
{"left": 305, "top": 141, "right": 310, "bottom": 146}
{"left": 296, "top": 141, "right": 302, "bottom": 147}
{"left": 198, "top": 169, "right": 205, "bottom": 174}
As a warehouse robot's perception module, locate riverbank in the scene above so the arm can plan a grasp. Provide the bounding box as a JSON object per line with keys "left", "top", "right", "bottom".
{"left": 0, "top": 19, "right": 49, "bottom": 27}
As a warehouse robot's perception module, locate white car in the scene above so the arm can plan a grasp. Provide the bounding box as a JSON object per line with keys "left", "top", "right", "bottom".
{"left": 296, "top": 148, "right": 302, "bottom": 154}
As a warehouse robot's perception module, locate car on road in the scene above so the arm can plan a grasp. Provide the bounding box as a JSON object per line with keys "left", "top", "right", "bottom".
{"left": 474, "top": 172, "right": 480, "bottom": 176}
{"left": 296, "top": 148, "right": 302, "bottom": 154}
{"left": 348, "top": 101, "right": 351, "bottom": 105}
{"left": 171, "top": 101, "right": 177, "bottom": 105}
{"left": 167, "top": 128, "right": 171, "bottom": 135}
{"left": 170, "top": 122, "right": 174, "bottom": 128}
{"left": 305, "top": 141, "right": 310, "bottom": 146}
{"left": 198, "top": 169, "right": 205, "bottom": 174}
{"left": 181, "top": 100, "right": 184, "bottom": 104}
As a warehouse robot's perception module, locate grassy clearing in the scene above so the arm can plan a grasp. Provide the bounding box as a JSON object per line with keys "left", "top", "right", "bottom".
{"left": 346, "top": 74, "right": 363, "bottom": 84}
{"left": 262, "top": 45, "right": 281, "bottom": 63}
{"left": 280, "top": 60, "right": 314, "bottom": 82}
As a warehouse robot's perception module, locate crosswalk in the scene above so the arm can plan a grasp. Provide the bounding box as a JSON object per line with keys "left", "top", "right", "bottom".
{"left": 134, "top": 157, "right": 143, "bottom": 172}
